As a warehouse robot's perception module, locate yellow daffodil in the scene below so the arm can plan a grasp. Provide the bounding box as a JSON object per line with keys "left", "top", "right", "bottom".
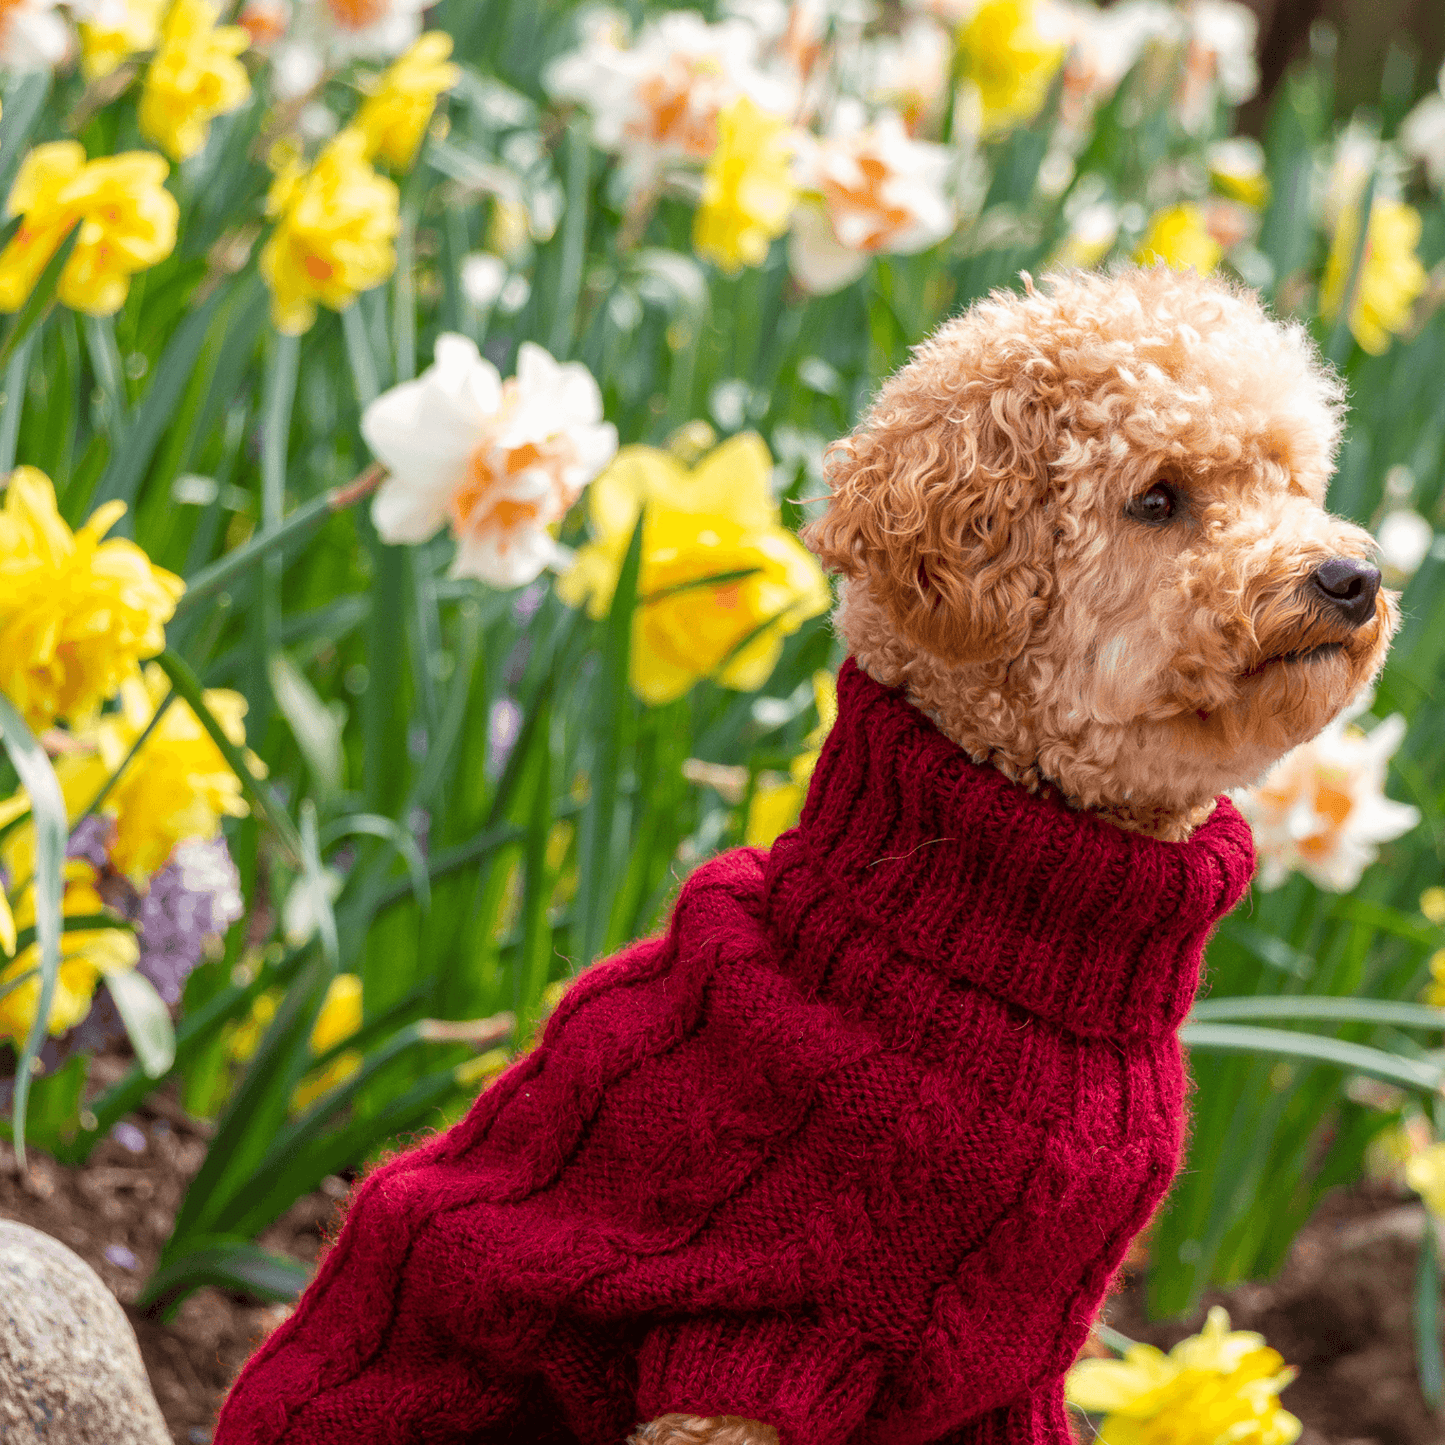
{"left": 1422, "top": 947, "right": 1445, "bottom": 1007}
{"left": 1209, "top": 138, "right": 1270, "bottom": 210}
{"left": 558, "top": 433, "right": 830, "bottom": 706}
{"left": 139, "top": 0, "right": 252, "bottom": 163}
{"left": 0, "top": 143, "right": 84, "bottom": 312}
{"left": 292, "top": 973, "right": 363, "bottom": 1113}
{"left": 1423, "top": 886, "right": 1445, "bottom": 924}
{"left": 1134, "top": 204, "right": 1223, "bottom": 274}
{"left": 745, "top": 670, "right": 838, "bottom": 847}
{"left": 60, "top": 152, "right": 181, "bottom": 315}
{"left": 0, "top": 859, "right": 139, "bottom": 1046}
{"left": 52, "top": 663, "right": 256, "bottom": 882}
{"left": 1319, "top": 199, "right": 1428, "bottom": 356}
{"left": 1067, "top": 1308, "right": 1302, "bottom": 1445}
{"left": 693, "top": 96, "right": 797, "bottom": 276}
{"left": 957, "top": 0, "right": 1066, "bottom": 136}
{"left": 79, "top": 0, "right": 166, "bottom": 80}
{"left": 0, "top": 468, "right": 184, "bottom": 730}
{"left": 224, "top": 987, "right": 279, "bottom": 1062}
{"left": 260, "top": 127, "right": 401, "bottom": 334}
{"left": 353, "top": 32, "right": 460, "bottom": 172}
{"left": 0, "top": 142, "right": 179, "bottom": 317}
{"left": 1406, "top": 1141, "right": 1445, "bottom": 1216}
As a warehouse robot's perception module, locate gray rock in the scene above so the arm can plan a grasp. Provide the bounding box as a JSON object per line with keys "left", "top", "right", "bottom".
{"left": 0, "top": 1218, "right": 170, "bottom": 1444}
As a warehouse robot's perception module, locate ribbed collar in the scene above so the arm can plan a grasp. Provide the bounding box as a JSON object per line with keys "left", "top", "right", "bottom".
{"left": 764, "top": 659, "right": 1256, "bottom": 1039}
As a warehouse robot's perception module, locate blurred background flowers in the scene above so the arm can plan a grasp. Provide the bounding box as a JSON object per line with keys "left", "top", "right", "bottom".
{"left": 5, "top": 0, "right": 1445, "bottom": 1435}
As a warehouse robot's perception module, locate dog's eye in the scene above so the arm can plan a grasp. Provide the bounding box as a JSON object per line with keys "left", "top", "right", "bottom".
{"left": 1127, "top": 482, "right": 1179, "bottom": 525}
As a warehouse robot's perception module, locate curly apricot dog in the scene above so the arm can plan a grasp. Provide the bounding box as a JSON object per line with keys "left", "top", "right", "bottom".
{"left": 635, "top": 269, "right": 1394, "bottom": 1445}
{"left": 217, "top": 268, "right": 1394, "bottom": 1445}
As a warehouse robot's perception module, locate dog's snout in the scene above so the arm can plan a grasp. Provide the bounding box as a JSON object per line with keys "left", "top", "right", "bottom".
{"left": 1308, "top": 557, "right": 1381, "bottom": 628}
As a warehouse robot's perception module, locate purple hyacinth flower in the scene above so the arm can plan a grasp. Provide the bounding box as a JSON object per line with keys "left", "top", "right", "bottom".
{"left": 66, "top": 815, "right": 113, "bottom": 871}
{"left": 134, "top": 839, "right": 243, "bottom": 1004}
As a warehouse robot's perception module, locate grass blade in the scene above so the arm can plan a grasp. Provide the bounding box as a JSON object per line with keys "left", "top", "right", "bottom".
{"left": 573, "top": 516, "right": 644, "bottom": 970}
{"left": 1180, "top": 1021, "right": 1444, "bottom": 1093}
{"left": 155, "top": 649, "right": 302, "bottom": 867}
{"left": 1190, "top": 997, "right": 1445, "bottom": 1029}
{"left": 107, "top": 968, "right": 177, "bottom": 1078}
{"left": 0, "top": 693, "right": 66, "bottom": 1169}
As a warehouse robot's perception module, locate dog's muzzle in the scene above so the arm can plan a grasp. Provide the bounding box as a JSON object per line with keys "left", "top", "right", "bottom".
{"left": 1308, "top": 557, "right": 1381, "bottom": 629}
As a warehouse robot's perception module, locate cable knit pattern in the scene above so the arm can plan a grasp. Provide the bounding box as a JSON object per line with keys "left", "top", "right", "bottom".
{"left": 215, "top": 659, "right": 1255, "bottom": 1445}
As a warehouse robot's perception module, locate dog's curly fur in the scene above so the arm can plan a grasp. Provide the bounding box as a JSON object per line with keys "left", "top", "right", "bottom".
{"left": 805, "top": 266, "right": 1396, "bottom": 839}
{"left": 627, "top": 268, "right": 1394, "bottom": 1444}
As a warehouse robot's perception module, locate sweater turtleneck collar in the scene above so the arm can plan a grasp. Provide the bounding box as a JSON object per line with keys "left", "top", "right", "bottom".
{"left": 762, "top": 658, "right": 1256, "bottom": 1040}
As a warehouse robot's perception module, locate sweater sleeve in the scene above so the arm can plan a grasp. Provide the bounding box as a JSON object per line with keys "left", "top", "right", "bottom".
{"left": 634, "top": 1313, "right": 882, "bottom": 1445}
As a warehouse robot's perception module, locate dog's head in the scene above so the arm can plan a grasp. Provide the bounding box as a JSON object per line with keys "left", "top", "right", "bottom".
{"left": 806, "top": 267, "right": 1397, "bottom": 838}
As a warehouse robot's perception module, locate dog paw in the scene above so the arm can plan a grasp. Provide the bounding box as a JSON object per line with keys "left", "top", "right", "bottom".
{"left": 629, "top": 1413, "right": 779, "bottom": 1445}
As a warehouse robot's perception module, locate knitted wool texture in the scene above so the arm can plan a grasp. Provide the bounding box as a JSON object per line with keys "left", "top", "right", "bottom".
{"left": 216, "top": 659, "right": 1256, "bottom": 1445}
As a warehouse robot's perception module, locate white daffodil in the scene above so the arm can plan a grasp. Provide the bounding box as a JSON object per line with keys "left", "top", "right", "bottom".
{"left": 1235, "top": 700, "right": 1420, "bottom": 893}
{"left": 1176, "top": 0, "right": 1258, "bottom": 131}
{"left": 545, "top": 9, "right": 795, "bottom": 169}
{"left": 1049, "top": 198, "right": 1118, "bottom": 269}
{"left": 0, "top": 0, "right": 71, "bottom": 70}
{"left": 1057, "top": 0, "right": 1174, "bottom": 118}
{"left": 1376, "top": 508, "right": 1434, "bottom": 584}
{"left": 1402, "top": 68, "right": 1445, "bottom": 191}
{"left": 265, "top": 0, "right": 428, "bottom": 96}
{"left": 865, "top": 17, "right": 951, "bottom": 134}
{"left": 363, "top": 333, "right": 617, "bottom": 589}
{"left": 789, "top": 107, "right": 953, "bottom": 295}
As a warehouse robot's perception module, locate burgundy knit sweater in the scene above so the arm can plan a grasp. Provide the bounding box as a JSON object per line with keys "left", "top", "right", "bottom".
{"left": 216, "top": 659, "right": 1255, "bottom": 1445}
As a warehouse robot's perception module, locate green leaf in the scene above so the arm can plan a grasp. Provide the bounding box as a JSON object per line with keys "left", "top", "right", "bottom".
{"left": 170, "top": 463, "right": 385, "bottom": 622}
{"left": 319, "top": 813, "right": 430, "bottom": 913}
{"left": 269, "top": 652, "right": 345, "bottom": 796}
{"left": 0, "top": 692, "right": 66, "bottom": 1170}
{"left": 0, "top": 71, "right": 52, "bottom": 197}
{"left": 107, "top": 969, "right": 177, "bottom": 1079}
{"left": 139, "top": 1238, "right": 312, "bottom": 1317}
{"left": 574, "top": 515, "right": 644, "bottom": 969}
{"left": 155, "top": 649, "right": 302, "bottom": 867}
{"left": 1417, "top": 1212, "right": 1444, "bottom": 1408}
{"left": 1180, "top": 1022, "right": 1444, "bottom": 1093}
{"left": 0, "top": 222, "right": 79, "bottom": 373}
{"left": 88, "top": 289, "right": 227, "bottom": 513}
{"left": 1190, "top": 997, "right": 1445, "bottom": 1030}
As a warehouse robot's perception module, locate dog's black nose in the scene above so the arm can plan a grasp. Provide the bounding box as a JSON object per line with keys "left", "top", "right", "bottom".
{"left": 1309, "top": 557, "right": 1381, "bottom": 627}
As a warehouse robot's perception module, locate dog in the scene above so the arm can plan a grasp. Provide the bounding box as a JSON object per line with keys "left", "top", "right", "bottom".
{"left": 631, "top": 267, "right": 1394, "bottom": 1445}
{"left": 216, "top": 268, "right": 1395, "bottom": 1445}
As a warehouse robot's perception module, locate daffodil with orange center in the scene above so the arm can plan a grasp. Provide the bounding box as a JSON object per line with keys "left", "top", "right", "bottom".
{"left": 260, "top": 126, "right": 400, "bottom": 333}
{"left": 1235, "top": 698, "right": 1419, "bottom": 892}
{"left": 364, "top": 332, "right": 617, "bottom": 587}
{"left": 789, "top": 107, "right": 952, "bottom": 295}
{"left": 558, "top": 433, "right": 831, "bottom": 706}
{"left": 0, "top": 141, "right": 179, "bottom": 317}
{"left": 0, "top": 467, "right": 183, "bottom": 730}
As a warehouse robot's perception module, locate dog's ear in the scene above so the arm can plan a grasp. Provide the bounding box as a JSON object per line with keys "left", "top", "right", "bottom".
{"left": 804, "top": 378, "right": 1055, "bottom": 665}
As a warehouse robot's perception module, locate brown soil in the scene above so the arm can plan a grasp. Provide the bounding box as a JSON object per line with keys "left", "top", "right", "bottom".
{"left": 1105, "top": 1181, "right": 1445, "bottom": 1445}
{"left": 3, "top": 1084, "right": 1442, "bottom": 1445}
{"left": 0, "top": 1071, "right": 341, "bottom": 1445}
